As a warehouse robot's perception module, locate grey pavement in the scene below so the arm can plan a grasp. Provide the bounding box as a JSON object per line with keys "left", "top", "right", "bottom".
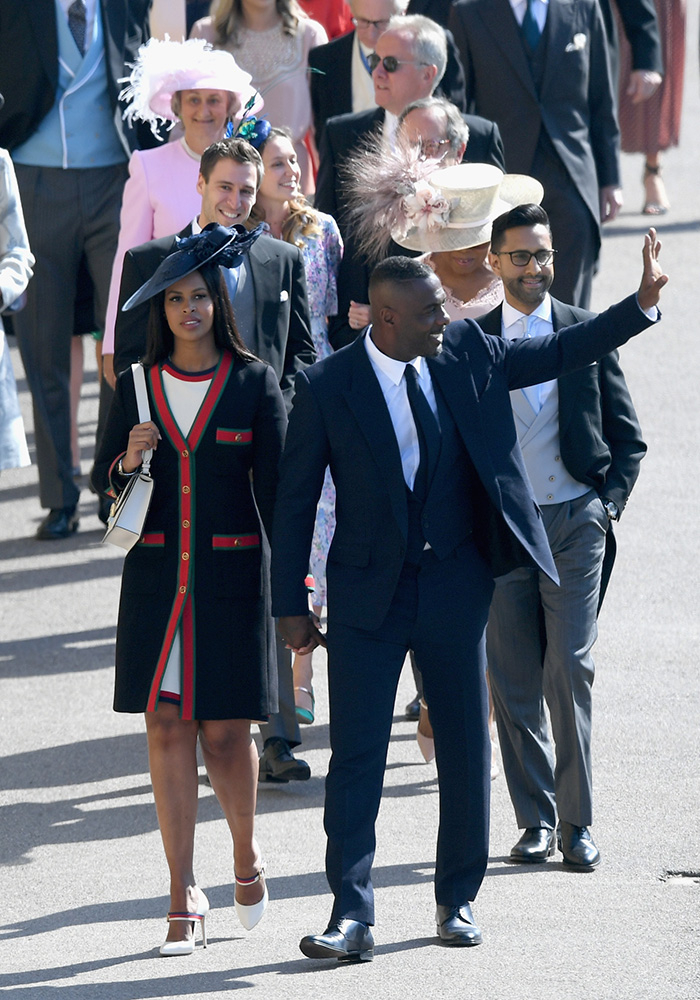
{"left": 2, "top": 20, "right": 700, "bottom": 999}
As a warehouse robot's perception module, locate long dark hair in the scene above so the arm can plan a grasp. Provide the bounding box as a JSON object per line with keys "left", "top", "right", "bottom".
{"left": 142, "top": 262, "right": 260, "bottom": 367}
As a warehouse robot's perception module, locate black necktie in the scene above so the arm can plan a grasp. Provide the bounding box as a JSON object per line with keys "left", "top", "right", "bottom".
{"left": 521, "top": 0, "right": 542, "bottom": 51}
{"left": 68, "top": 0, "right": 87, "bottom": 55}
{"left": 404, "top": 363, "right": 440, "bottom": 500}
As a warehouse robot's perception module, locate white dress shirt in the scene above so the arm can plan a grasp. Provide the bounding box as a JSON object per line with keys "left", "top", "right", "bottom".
{"left": 502, "top": 294, "right": 557, "bottom": 412}
{"left": 59, "top": 0, "right": 97, "bottom": 45}
{"left": 351, "top": 35, "right": 379, "bottom": 114}
{"left": 364, "top": 329, "right": 440, "bottom": 492}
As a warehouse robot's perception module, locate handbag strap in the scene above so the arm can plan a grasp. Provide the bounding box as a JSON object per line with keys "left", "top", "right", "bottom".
{"left": 131, "top": 363, "right": 153, "bottom": 473}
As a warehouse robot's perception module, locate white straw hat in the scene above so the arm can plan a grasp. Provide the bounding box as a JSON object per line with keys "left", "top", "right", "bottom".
{"left": 392, "top": 162, "right": 544, "bottom": 253}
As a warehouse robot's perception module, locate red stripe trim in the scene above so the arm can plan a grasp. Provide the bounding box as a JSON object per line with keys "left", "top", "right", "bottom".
{"left": 212, "top": 534, "right": 260, "bottom": 549}
{"left": 188, "top": 351, "right": 233, "bottom": 450}
{"left": 216, "top": 427, "right": 253, "bottom": 444}
{"left": 146, "top": 367, "right": 193, "bottom": 714}
{"left": 162, "top": 360, "right": 217, "bottom": 382}
{"left": 140, "top": 532, "right": 165, "bottom": 546}
{"left": 181, "top": 596, "right": 195, "bottom": 721}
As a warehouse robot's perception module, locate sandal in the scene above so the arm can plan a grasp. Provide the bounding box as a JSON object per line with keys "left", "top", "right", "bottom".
{"left": 642, "top": 161, "right": 670, "bottom": 216}
{"left": 159, "top": 890, "right": 209, "bottom": 955}
{"left": 294, "top": 685, "right": 315, "bottom": 725}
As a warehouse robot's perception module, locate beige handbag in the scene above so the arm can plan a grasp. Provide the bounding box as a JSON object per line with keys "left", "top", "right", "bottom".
{"left": 102, "top": 364, "right": 154, "bottom": 552}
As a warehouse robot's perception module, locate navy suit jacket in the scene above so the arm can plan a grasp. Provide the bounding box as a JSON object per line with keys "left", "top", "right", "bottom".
{"left": 113, "top": 227, "right": 315, "bottom": 411}
{"left": 271, "top": 294, "right": 655, "bottom": 631}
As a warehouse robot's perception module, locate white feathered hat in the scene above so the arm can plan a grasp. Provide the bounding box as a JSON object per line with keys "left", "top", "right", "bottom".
{"left": 120, "top": 37, "right": 262, "bottom": 136}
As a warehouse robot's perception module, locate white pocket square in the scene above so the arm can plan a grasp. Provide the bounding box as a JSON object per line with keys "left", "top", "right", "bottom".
{"left": 565, "top": 33, "right": 587, "bottom": 52}
{"left": 280, "top": 290, "right": 289, "bottom": 302}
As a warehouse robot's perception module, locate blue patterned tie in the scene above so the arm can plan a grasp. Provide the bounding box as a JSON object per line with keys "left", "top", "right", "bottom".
{"left": 68, "top": 0, "right": 87, "bottom": 55}
{"left": 521, "top": 0, "right": 542, "bottom": 51}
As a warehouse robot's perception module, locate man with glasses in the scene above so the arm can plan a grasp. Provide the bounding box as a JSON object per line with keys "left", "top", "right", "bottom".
{"left": 315, "top": 14, "right": 503, "bottom": 349}
{"left": 309, "top": 2, "right": 467, "bottom": 148}
{"left": 478, "top": 204, "right": 646, "bottom": 870}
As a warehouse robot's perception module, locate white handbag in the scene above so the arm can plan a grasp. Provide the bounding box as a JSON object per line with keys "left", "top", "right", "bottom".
{"left": 102, "top": 364, "right": 155, "bottom": 552}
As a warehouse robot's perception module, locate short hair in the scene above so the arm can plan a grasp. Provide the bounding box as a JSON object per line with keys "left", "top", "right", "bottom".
{"left": 490, "top": 204, "right": 552, "bottom": 251}
{"left": 369, "top": 255, "right": 434, "bottom": 299}
{"left": 398, "top": 96, "right": 469, "bottom": 158}
{"left": 385, "top": 14, "right": 447, "bottom": 88}
{"left": 199, "top": 138, "right": 264, "bottom": 189}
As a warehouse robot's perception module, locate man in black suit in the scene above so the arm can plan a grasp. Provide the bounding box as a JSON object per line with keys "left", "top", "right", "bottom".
{"left": 449, "top": 0, "right": 621, "bottom": 310}
{"left": 480, "top": 204, "right": 646, "bottom": 869}
{"left": 0, "top": 0, "right": 152, "bottom": 539}
{"left": 315, "top": 14, "right": 505, "bottom": 348}
{"left": 113, "top": 138, "right": 316, "bottom": 784}
{"left": 309, "top": 0, "right": 466, "bottom": 147}
{"left": 271, "top": 238, "right": 665, "bottom": 959}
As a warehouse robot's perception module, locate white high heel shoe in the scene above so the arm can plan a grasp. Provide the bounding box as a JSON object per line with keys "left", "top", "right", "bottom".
{"left": 234, "top": 865, "right": 268, "bottom": 931}
{"left": 416, "top": 699, "right": 435, "bottom": 763}
{"left": 159, "top": 890, "right": 209, "bottom": 956}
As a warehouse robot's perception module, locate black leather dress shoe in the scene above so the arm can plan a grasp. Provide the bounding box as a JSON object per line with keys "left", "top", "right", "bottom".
{"left": 258, "top": 737, "right": 311, "bottom": 783}
{"left": 300, "top": 919, "right": 374, "bottom": 962}
{"left": 558, "top": 822, "right": 600, "bottom": 869}
{"left": 510, "top": 827, "right": 556, "bottom": 863}
{"left": 436, "top": 903, "right": 482, "bottom": 946}
{"left": 35, "top": 507, "right": 79, "bottom": 540}
{"left": 404, "top": 693, "right": 421, "bottom": 721}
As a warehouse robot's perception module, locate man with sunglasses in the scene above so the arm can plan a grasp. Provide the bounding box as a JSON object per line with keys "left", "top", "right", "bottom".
{"left": 308, "top": 1, "right": 467, "bottom": 148}
{"left": 315, "top": 14, "right": 504, "bottom": 349}
{"left": 478, "top": 204, "right": 646, "bottom": 870}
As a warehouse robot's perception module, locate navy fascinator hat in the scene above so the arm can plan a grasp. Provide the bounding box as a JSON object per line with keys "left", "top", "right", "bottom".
{"left": 122, "top": 223, "right": 264, "bottom": 311}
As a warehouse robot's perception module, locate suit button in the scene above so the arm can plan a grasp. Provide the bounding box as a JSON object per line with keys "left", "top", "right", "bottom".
{"left": 182, "top": 485, "right": 190, "bottom": 494}
{"left": 549, "top": 476, "right": 555, "bottom": 482}
{"left": 179, "top": 586, "right": 187, "bottom": 594}
{"left": 182, "top": 552, "right": 190, "bottom": 561}
{"left": 182, "top": 449, "right": 189, "bottom": 458}
{"left": 547, "top": 494, "right": 554, "bottom": 500}
{"left": 182, "top": 520, "right": 190, "bottom": 528}
{"left": 555, "top": 455, "right": 561, "bottom": 461}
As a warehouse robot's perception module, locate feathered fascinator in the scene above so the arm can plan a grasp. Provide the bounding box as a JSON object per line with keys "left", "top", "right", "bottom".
{"left": 122, "top": 223, "right": 265, "bottom": 311}
{"left": 223, "top": 91, "right": 272, "bottom": 149}
{"left": 344, "top": 136, "right": 543, "bottom": 259}
{"left": 119, "top": 37, "right": 263, "bottom": 138}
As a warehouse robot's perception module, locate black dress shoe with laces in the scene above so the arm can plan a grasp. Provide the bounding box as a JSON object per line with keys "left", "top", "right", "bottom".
{"left": 258, "top": 737, "right": 311, "bottom": 783}
{"left": 35, "top": 507, "right": 79, "bottom": 540}
{"left": 436, "top": 903, "right": 482, "bottom": 946}
{"left": 300, "top": 919, "right": 374, "bottom": 962}
{"left": 557, "top": 822, "right": 600, "bottom": 869}
{"left": 510, "top": 827, "right": 556, "bottom": 863}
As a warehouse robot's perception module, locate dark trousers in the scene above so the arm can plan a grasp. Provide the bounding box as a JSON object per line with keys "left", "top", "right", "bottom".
{"left": 323, "top": 539, "right": 494, "bottom": 925}
{"left": 13, "top": 163, "right": 127, "bottom": 510}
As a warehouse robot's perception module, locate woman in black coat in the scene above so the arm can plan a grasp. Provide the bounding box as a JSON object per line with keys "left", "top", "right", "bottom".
{"left": 93, "top": 226, "right": 286, "bottom": 955}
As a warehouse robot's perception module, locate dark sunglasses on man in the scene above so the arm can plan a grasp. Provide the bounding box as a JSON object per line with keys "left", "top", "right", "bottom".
{"left": 367, "top": 53, "right": 429, "bottom": 73}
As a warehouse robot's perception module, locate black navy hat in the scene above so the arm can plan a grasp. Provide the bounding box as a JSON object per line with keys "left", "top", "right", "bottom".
{"left": 122, "top": 223, "right": 264, "bottom": 311}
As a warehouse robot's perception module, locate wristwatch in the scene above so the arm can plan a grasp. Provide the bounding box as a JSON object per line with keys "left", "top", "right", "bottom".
{"left": 602, "top": 498, "right": 620, "bottom": 521}
{"left": 117, "top": 458, "right": 138, "bottom": 477}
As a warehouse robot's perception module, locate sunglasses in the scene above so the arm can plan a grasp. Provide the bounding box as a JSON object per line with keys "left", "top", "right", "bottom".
{"left": 367, "top": 53, "right": 429, "bottom": 73}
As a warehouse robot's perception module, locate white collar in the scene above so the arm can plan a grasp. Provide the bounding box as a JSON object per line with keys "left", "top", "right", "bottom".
{"left": 364, "top": 329, "right": 427, "bottom": 385}
{"left": 502, "top": 293, "right": 552, "bottom": 331}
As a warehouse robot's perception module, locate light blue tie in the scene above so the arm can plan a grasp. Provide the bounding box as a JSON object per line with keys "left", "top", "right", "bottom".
{"left": 521, "top": 315, "right": 542, "bottom": 413}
